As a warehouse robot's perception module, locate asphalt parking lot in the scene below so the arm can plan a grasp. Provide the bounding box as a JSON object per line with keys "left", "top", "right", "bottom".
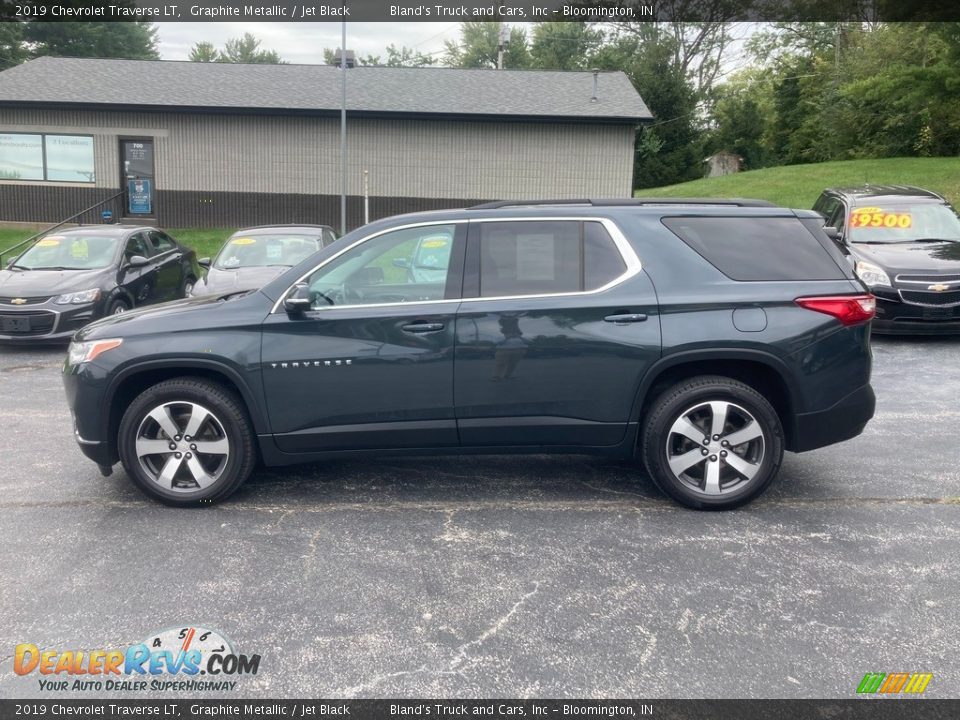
{"left": 0, "top": 335, "right": 958, "bottom": 700}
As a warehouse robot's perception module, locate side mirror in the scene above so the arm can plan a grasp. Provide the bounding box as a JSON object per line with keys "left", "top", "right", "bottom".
{"left": 126, "top": 254, "right": 150, "bottom": 268}
{"left": 392, "top": 257, "right": 411, "bottom": 269}
{"left": 198, "top": 257, "right": 211, "bottom": 268}
{"left": 283, "top": 283, "right": 312, "bottom": 314}
{"left": 823, "top": 226, "right": 842, "bottom": 241}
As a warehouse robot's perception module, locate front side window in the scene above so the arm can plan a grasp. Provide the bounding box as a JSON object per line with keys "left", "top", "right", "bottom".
{"left": 16, "top": 234, "right": 120, "bottom": 270}
{"left": 0, "top": 133, "right": 94, "bottom": 183}
{"left": 478, "top": 220, "right": 627, "bottom": 298}
{"left": 124, "top": 234, "right": 152, "bottom": 261}
{"left": 148, "top": 231, "right": 176, "bottom": 254}
{"left": 304, "top": 224, "right": 459, "bottom": 308}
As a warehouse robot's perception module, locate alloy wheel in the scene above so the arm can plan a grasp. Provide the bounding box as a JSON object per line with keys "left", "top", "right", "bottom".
{"left": 134, "top": 401, "right": 231, "bottom": 493}
{"left": 665, "top": 400, "right": 766, "bottom": 496}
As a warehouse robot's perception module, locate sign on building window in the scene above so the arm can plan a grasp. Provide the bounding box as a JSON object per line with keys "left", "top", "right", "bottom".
{"left": 0, "top": 132, "right": 95, "bottom": 183}
{"left": 0, "top": 133, "right": 44, "bottom": 180}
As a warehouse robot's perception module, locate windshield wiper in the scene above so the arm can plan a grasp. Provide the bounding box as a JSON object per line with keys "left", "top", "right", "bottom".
{"left": 910, "top": 238, "right": 959, "bottom": 244}
{"left": 7, "top": 263, "right": 29, "bottom": 270}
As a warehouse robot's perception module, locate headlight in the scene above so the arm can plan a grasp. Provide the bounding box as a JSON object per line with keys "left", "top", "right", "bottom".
{"left": 67, "top": 338, "right": 123, "bottom": 365}
{"left": 854, "top": 260, "right": 891, "bottom": 288}
{"left": 55, "top": 288, "right": 101, "bottom": 305}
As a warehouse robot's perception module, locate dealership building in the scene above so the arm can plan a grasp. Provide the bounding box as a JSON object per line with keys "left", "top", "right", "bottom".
{"left": 0, "top": 57, "right": 650, "bottom": 230}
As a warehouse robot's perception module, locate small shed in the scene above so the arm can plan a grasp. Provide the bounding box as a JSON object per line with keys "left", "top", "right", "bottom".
{"left": 704, "top": 151, "right": 743, "bottom": 178}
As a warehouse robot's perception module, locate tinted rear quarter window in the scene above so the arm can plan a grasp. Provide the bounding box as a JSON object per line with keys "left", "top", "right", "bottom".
{"left": 661, "top": 216, "right": 846, "bottom": 281}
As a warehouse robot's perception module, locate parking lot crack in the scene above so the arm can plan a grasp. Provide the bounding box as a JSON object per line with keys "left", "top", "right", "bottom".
{"left": 448, "top": 581, "right": 540, "bottom": 670}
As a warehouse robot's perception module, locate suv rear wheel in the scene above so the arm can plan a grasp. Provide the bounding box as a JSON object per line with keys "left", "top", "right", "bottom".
{"left": 117, "top": 377, "right": 255, "bottom": 506}
{"left": 641, "top": 375, "right": 784, "bottom": 509}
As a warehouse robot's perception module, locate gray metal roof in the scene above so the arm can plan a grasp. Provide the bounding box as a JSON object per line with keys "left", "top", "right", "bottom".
{"left": 0, "top": 56, "right": 651, "bottom": 122}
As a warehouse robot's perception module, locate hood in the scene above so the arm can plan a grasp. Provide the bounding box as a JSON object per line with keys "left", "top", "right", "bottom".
{"left": 77, "top": 290, "right": 261, "bottom": 340}
{"left": 0, "top": 267, "right": 111, "bottom": 296}
{"left": 850, "top": 241, "right": 960, "bottom": 275}
{"left": 194, "top": 266, "right": 289, "bottom": 296}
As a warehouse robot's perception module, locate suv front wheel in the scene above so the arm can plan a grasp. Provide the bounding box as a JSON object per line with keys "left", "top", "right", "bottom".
{"left": 117, "top": 377, "right": 256, "bottom": 506}
{"left": 641, "top": 376, "right": 784, "bottom": 509}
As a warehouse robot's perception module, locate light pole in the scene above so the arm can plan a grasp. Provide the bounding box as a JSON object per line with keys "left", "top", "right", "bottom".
{"left": 339, "top": 16, "right": 347, "bottom": 236}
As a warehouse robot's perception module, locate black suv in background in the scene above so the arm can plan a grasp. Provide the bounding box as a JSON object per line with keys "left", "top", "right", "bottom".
{"left": 814, "top": 185, "right": 960, "bottom": 334}
{"left": 63, "top": 200, "right": 876, "bottom": 510}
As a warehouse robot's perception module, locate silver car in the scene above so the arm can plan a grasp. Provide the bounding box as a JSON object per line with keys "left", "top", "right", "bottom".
{"left": 193, "top": 225, "right": 337, "bottom": 296}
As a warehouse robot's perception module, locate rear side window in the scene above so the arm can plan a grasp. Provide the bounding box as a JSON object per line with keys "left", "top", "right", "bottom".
{"left": 661, "top": 217, "right": 846, "bottom": 281}
{"left": 478, "top": 220, "right": 627, "bottom": 298}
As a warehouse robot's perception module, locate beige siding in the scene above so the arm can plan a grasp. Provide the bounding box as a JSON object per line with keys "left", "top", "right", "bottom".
{"left": 0, "top": 107, "right": 635, "bottom": 199}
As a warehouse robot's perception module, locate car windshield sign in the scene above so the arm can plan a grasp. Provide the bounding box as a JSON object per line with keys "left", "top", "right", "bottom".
{"left": 15, "top": 234, "right": 119, "bottom": 270}
{"left": 848, "top": 204, "right": 960, "bottom": 243}
{"left": 214, "top": 234, "right": 321, "bottom": 270}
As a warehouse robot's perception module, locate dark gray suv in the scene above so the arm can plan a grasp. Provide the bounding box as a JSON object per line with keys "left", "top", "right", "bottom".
{"left": 63, "top": 199, "right": 876, "bottom": 510}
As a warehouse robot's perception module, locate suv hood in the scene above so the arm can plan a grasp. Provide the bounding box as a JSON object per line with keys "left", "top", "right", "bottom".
{"left": 195, "top": 266, "right": 288, "bottom": 296}
{"left": 0, "top": 267, "right": 110, "bottom": 296}
{"left": 77, "top": 290, "right": 266, "bottom": 341}
{"left": 850, "top": 241, "right": 960, "bottom": 275}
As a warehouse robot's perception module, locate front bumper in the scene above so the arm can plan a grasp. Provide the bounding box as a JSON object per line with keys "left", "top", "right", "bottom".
{"left": 0, "top": 301, "right": 101, "bottom": 344}
{"left": 872, "top": 292, "right": 960, "bottom": 335}
{"left": 792, "top": 384, "right": 876, "bottom": 453}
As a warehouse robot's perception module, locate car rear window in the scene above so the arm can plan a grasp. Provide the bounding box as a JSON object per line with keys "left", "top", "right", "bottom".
{"left": 661, "top": 216, "right": 847, "bottom": 281}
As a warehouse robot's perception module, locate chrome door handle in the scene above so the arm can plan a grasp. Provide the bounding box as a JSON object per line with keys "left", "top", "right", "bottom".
{"left": 402, "top": 322, "right": 445, "bottom": 333}
{"left": 604, "top": 313, "right": 648, "bottom": 324}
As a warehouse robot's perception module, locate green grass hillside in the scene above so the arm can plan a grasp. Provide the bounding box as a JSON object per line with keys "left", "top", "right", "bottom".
{"left": 638, "top": 157, "right": 960, "bottom": 208}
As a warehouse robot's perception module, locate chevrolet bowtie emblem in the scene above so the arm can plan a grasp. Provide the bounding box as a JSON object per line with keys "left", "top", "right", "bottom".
{"left": 11, "top": 298, "right": 27, "bottom": 305}
{"left": 928, "top": 283, "right": 950, "bottom": 292}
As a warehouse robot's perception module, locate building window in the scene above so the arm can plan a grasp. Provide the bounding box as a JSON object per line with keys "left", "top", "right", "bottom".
{"left": 0, "top": 132, "right": 95, "bottom": 183}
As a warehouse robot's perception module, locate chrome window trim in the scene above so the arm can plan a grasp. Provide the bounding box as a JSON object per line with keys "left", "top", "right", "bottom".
{"left": 270, "top": 216, "right": 642, "bottom": 314}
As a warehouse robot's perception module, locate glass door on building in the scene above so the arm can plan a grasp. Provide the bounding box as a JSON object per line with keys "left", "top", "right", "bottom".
{"left": 121, "top": 139, "right": 155, "bottom": 218}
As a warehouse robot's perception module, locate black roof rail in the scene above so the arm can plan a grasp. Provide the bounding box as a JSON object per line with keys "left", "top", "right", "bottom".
{"left": 469, "top": 197, "right": 777, "bottom": 210}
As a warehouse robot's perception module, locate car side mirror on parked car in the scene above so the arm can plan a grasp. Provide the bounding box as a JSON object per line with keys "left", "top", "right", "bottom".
{"left": 125, "top": 254, "right": 150, "bottom": 269}
{"left": 392, "top": 257, "right": 411, "bottom": 269}
{"left": 283, "top": 283, "right": 312, "bottom": 314}
{"left": 198, "top": 257, "right": 211, "bottom": 268}
{"left": 822, "top": 226, "right": 842, "bottom": 241}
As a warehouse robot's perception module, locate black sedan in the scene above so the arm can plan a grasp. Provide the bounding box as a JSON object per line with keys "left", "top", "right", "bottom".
{"left": 813, "top": 185, "right": 960, "bottom": 334}
{"left": 191, "top": 225, "right": 336, "bottom": 297}
{"left": 0, "top": 225, "right": 201, "bottom": 344}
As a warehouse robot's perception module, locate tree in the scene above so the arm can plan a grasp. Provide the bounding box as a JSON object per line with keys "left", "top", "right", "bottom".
{"left": 188, "top": 41, "right": 218, "bottom": 63}
{"left": 528, "top": 22, "right": 603, "bottom": 70}
{"left": 0, "top": 22, "right": 27, "bottom": 70}
{"left": 21, "top": 21, "right": 159, "bottom": 60}
{"left": 443, "top": 22, "right": 530, "bottom": 69}
{"left": 218, "top": 33, "right": 284, "bottom": 64}
{"left": 327, "top": 44, "right": 437, "bottom": 67}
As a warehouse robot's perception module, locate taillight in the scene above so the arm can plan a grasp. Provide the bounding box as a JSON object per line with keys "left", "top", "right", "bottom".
{"left": 795, "top": 294, "right": 876, "bottom": 326}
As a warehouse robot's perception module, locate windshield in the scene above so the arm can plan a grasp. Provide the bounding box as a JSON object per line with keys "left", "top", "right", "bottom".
{"left": 15, "top": 234, "right": 119, "bottom": 270}
{"left": 847, "top": 203, "right": 960, "bottom": 243}
{"left": 214, "top": 233, "right": 322, "bottom": 270}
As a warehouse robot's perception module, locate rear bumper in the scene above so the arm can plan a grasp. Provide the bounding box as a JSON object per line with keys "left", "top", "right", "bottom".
{"left": 791, "top": 383, "right": 875, "bottom": 453}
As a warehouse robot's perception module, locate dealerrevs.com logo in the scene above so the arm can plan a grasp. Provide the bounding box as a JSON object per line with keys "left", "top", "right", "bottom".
{"left": 856, "top": 672, "right": 933, "bottom": 695}
{"left": 15, "top": 626, "right": 261, "bottom": 692}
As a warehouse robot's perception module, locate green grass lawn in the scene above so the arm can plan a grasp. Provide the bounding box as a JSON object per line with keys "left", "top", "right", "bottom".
{"left": 638, "top": 157, "right": 960, "bottom": 208}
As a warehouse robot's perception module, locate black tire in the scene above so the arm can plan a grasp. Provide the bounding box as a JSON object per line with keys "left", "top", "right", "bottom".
{"left": 107, "top": 298, "right": 129, "bottom": 315}
{"left": 117, "top": 377, "right": 256, "bottom": 507}
{"left": 640, "top": 375, "right": 784, "bottom": 510}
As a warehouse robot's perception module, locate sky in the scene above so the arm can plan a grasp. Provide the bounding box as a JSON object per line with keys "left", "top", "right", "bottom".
{"left": 155, "top": 22, "right": 465, "bottom": 64}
